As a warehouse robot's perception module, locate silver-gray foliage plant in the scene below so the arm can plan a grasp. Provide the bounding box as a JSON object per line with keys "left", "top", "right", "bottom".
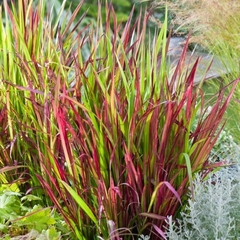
{"left": 165, "top": 167, "right": 240, "bottom": 240}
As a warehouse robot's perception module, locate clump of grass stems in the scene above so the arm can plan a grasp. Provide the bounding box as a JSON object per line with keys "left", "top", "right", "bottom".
{"left": 0, "top": 0, "right": 238, "bottom": 239}
{"left": 151, "top": 0, "right": 240, "bottom": 143}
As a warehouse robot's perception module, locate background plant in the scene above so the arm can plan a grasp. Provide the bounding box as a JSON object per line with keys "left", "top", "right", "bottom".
{"left": 0, "top": 0, "right": 238, "bottom": 239}
{"left": 165, "top": 167, "right": 240, "bottom": 239}
{"left": 0, "top": 186, "right": 69, "bottom": 239}
{"left": 43, "top": 0, "right": 148, "bottom": 23}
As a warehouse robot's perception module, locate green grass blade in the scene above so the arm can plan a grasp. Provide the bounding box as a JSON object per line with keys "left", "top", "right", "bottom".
{"left": 61, "top": 180, "right": 98, "bottom": 225}
{"left": 182, "top": 153, "right": 194, "bottom": 197}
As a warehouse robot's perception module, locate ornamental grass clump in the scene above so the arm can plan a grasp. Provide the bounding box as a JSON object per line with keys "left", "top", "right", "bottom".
{"left": 0, "top": 0, "right": 238, "bottom": 239}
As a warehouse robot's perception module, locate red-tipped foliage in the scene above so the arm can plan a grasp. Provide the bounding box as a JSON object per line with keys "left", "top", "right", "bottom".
{"left": 0, "top": 1, "right": 239, "bottom": 239}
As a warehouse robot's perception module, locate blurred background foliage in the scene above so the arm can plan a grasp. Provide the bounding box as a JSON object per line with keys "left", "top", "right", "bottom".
{"left": 66, "top": 0, "right": 138, "bottom": 22}
{"left": 43, "top": 0, "right": 168, "bottom": 32}
{"left": 0, "top": 0, "right": 175, "bottom": 35}
{"left": 51, "top": 0, "right": 183, "bottom": 37}
{"left": 61, "top": 0, "right": 150, "bottom": 22}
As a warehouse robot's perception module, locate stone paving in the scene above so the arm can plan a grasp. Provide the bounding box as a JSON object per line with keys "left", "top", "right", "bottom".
{"left": 168, "top": 37, "right": 230, "bottom": 85}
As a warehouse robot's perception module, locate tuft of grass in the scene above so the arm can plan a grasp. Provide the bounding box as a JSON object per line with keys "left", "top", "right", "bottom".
{"left": 0, "top": 0, "right": 238, "bottom": 239}
{"left": 151, "top": 0, "right": 240, "bottom": 143}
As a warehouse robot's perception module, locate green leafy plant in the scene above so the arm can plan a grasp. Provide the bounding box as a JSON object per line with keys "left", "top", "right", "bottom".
{"left": 0, "top": 188, "right": 67, "bottom": 239}
{"left": 0, "top": 0, "right": 238, "bottom": 239}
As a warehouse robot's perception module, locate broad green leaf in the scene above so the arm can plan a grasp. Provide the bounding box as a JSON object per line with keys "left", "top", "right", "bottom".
{"left": 20, "top": 205, "right": 56, "bottom": 232}
{"left": 0, "top": 192, "right": 22, "bottom": 219}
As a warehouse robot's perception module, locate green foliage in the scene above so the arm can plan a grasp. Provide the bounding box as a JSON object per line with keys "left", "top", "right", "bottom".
{"left": 41, "top": 0, "right": 149, "bottom": 25}
{"left": 18, "top": 205, "right": 56, "bottom": 232}
{"left": 0, "top": 191, "right": 22, "bottom": 222}
{"left": 36, "top": 227, "right": 61, "bottom": 240}
{"left": 0, "top": 188, "right": 68, "bottom": 239}
{"left": 63, "top": 0, "right": 145, "bottom": 22}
